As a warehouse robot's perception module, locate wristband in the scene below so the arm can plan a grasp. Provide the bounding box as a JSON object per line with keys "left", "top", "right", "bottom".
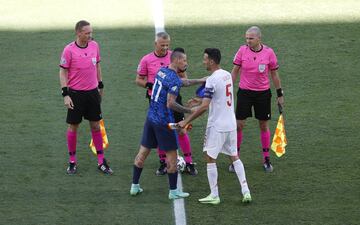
{"left": 62, "top": 87, "right": 69, "bottom": 97}
{"left": 98, "top": 81, "right": 104, "bottom": 89}
{"left": 276, "top": 88, "right": 283, "bottom": 97}
{"left": 145, "top": 82, "right": 153, "bottom": 90}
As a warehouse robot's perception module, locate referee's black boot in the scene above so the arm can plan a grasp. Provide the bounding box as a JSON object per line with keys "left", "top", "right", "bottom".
{"left": 67, "top": 162, "right": 77, "bottom": 175}
{"left": 155, "top": 160, "right": 167, "bottom": 176}
{"left": 98, "top": 158, "right": 113, "bottom": 175}
{"left": 185, "top": 163, "right": 198, "bottom": 176}
{"left": 263, "top": 157, "right": 273, "bottom": 173}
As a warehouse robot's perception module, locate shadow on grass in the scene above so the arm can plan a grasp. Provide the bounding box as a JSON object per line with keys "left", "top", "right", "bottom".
{"left": 0, "top": 22, "right": 359, "bottom": 225}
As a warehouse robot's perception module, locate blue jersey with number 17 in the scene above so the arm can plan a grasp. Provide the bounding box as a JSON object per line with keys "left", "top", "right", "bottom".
{"left": 147, "top": 67, "right": 182, "bottom": 125}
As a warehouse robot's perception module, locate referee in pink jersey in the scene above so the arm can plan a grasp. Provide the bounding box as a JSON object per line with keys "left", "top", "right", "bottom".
{"left": 231, "top": 26, "right": 284, "bottom": 173}
{"left": 59, "top": 20, "right": 113, "bottom": 175}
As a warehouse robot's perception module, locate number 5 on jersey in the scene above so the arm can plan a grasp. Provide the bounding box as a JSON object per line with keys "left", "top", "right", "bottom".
{"left": 226, "top": 83, "right": 232, "bottom": 107}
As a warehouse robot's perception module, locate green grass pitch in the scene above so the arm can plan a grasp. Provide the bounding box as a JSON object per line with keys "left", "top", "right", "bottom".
{"left": 0, "top": 0, "right": 359, "bottom": 224}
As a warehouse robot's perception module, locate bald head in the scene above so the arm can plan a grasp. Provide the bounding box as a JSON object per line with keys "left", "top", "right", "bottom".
{"left": 246, "top": 26, "right": 262, "bottom": 38}
{"left": 245, "top": 26, "right": 262, "bottom": 50}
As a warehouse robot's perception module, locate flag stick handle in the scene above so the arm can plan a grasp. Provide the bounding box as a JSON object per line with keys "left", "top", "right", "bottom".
{"left": 277, "top": 103, "right": 286, "bottom": 126}
{"left": 277, "top": 104, "right": 287, "bottom": 139}
{"left": 278, "top": 103, "right": 283, "bottom": 114}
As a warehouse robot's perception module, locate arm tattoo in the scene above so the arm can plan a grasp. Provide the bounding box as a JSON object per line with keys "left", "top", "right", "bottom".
{"left": 169, "top": 101, "right": 192, "bottom": 114}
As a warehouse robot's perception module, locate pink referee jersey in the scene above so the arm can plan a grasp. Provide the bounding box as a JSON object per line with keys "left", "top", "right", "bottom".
{"left": 59, "top": 41, "right": 101, "bottom": 91}
{"left": 233, "top": 44, "right": 279, "bottom": 91}
{"left": 137, "top": 51, "right": 171, "bottom": 95}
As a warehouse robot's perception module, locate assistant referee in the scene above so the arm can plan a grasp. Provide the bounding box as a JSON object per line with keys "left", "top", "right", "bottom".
{"left": 59, "top": 20, "right": 113, "bottom": 175}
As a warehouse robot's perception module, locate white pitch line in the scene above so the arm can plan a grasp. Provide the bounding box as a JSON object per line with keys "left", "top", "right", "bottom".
{"left": 150, "top": 0, "right": 166, "bottom": 34}
{"left": 173, "top": 173, "right": 187, "bottom": 225}
{"left": 149, "top": 0, "right": 185, "bottom": 224}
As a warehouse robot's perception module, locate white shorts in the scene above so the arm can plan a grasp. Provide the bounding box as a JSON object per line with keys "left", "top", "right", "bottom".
{"left": 203, "top": 126, "right": 237, "bottom": 159}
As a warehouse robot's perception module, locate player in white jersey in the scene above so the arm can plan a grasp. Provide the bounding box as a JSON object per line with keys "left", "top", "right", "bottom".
{"left": 178, "top": 48, "right": 252, "bottom": 204}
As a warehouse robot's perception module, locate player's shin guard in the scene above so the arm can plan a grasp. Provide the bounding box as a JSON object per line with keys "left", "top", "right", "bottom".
{"left": 261, "top": 129, "right": 270, "bottom": 162}
{"left": 168, "top": 172, "right": 178, "bottom": 190}
{"left": 207, "top": 163, "right": 219, "bottom": 197}
{"left": 178, "top": 133, "right": 192, "bottom": 163}
{"left": 91, "top": 130, "right": 104, "bottom": 165}
{"left": 67, "top": 130, "right": 77, "bottom": 163}
{"left": 233, "top": 159, "right": 250, "bottom": 195}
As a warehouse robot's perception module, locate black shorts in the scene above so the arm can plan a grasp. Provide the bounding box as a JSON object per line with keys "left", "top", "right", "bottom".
{"left": 173, "top": 94, "right": 185, "bottom": 123}
{"left": 235, "top": 88, "right": 272, "bottom": 120}
{"left": 66, "top": 88, "right": 102, "bottom": 124}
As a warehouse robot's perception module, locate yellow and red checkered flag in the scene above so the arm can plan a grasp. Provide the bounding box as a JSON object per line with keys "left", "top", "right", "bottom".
{"left": 271, "top": 105, "right": 287, "bottom": 157}
{"left": 89, "top": 119, "right": 109, "bottom": 155}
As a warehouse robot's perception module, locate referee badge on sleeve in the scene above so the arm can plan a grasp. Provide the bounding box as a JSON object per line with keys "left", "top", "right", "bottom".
{"left": 258, "top": 64, "right": 266, "bottom": 73}
{"left": 60, "top": 57, "right": 66, "bottom": 65}
{"left": 92, "top": 57, "right": 97, "bottom": 65}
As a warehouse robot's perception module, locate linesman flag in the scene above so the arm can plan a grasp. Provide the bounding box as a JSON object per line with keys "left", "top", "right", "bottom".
{"left": 89, "top": 119, "right": 109, "bottom": 155}
{"left": 271, "top": 105, "right": 287, "bottom": 157}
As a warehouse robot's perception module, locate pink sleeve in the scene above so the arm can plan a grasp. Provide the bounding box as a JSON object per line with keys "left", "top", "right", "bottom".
{"left": 232, "top": 47, "right": 242, "bottom": 66}
{"left": 269, "top": 49, "right": 279, "bottom": 70}
{"left": 137, "top": 56, "right": 148, "bottom": 76}
{"left": 59, "top": 47, "right": 71, "bottom": 69}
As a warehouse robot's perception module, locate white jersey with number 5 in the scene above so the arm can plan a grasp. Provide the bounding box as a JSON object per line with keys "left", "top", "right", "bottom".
{"left": 205, "top": 69, "right": 236, "bottom": 132}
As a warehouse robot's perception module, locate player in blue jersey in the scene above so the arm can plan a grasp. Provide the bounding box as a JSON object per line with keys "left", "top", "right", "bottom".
{"left": 130, "top": 51, "right": 206, "bottom": 199}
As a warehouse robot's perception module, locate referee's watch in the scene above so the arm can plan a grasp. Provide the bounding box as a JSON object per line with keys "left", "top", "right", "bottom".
{"left": 98, "top": 81, "right": 104, "bottom": 89}
{"left": 62, "top": 87, "right": 69, "bottom": 97}
{"left": 276, "top": 88, "right": 283, "bottom": 97}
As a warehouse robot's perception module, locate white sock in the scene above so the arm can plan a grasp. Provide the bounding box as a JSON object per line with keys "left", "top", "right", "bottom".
{"left": 233, "top": 159, "right": 250, "bottom": 195}
{"left": 207, "top": 163, "right": 219, "bottom": 197}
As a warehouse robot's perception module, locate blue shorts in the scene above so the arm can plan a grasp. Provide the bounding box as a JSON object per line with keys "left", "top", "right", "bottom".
{"left": 141, "top": 118, "right": 178, "bottom": 151}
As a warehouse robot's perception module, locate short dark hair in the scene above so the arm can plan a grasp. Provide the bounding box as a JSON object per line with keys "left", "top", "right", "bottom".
{"left": 204, "top": 48, "right": 221, "bottom": 64}
{"left": 155, "top": 31, "right": 170, "bottom": 41}
{"left": 171, "top": 51, "right": 186, "bottom": 62}
{"left": 173, "top": 47, "right": 185, "bottom": 53}
{"left": 75, "top": 20, "right": 90, "bottom": 32}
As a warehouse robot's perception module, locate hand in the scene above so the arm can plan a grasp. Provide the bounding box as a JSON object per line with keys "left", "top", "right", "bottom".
{"left": 64, "top": 96, "right": 74, "bottom": 109}
{"left": 98, "top": 88, "right": 104, "bottom": 104}
{"left": 145, "top": 82, "right": 153, "bottom": 90}
{"left": 99, "top": 88, "right": 104, "bottom": 97}
{"left": 191, "top": 105, "right": 200, "bottom": 113}
{"left": 177, "top": 120, "right": 187, "bottom": 129}
{"left": 277, "top": 96, "right": 284, "bottom": 108}
{"left": 200, "top": 76, "right": 209, "bottom": 82}
{"left": 187, "top": 97, "right": 202, "bottom": 107}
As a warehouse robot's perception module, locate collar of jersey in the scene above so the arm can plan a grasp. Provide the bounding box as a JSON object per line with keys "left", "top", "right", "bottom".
{"left": 75, "top": 41, "right": 89, "bottom": 49}
{"left": 249, "top": 44, "right": 263, "bottom": 53}
{"left": 153, "top": 51, "right": 169, "bottom": 58}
